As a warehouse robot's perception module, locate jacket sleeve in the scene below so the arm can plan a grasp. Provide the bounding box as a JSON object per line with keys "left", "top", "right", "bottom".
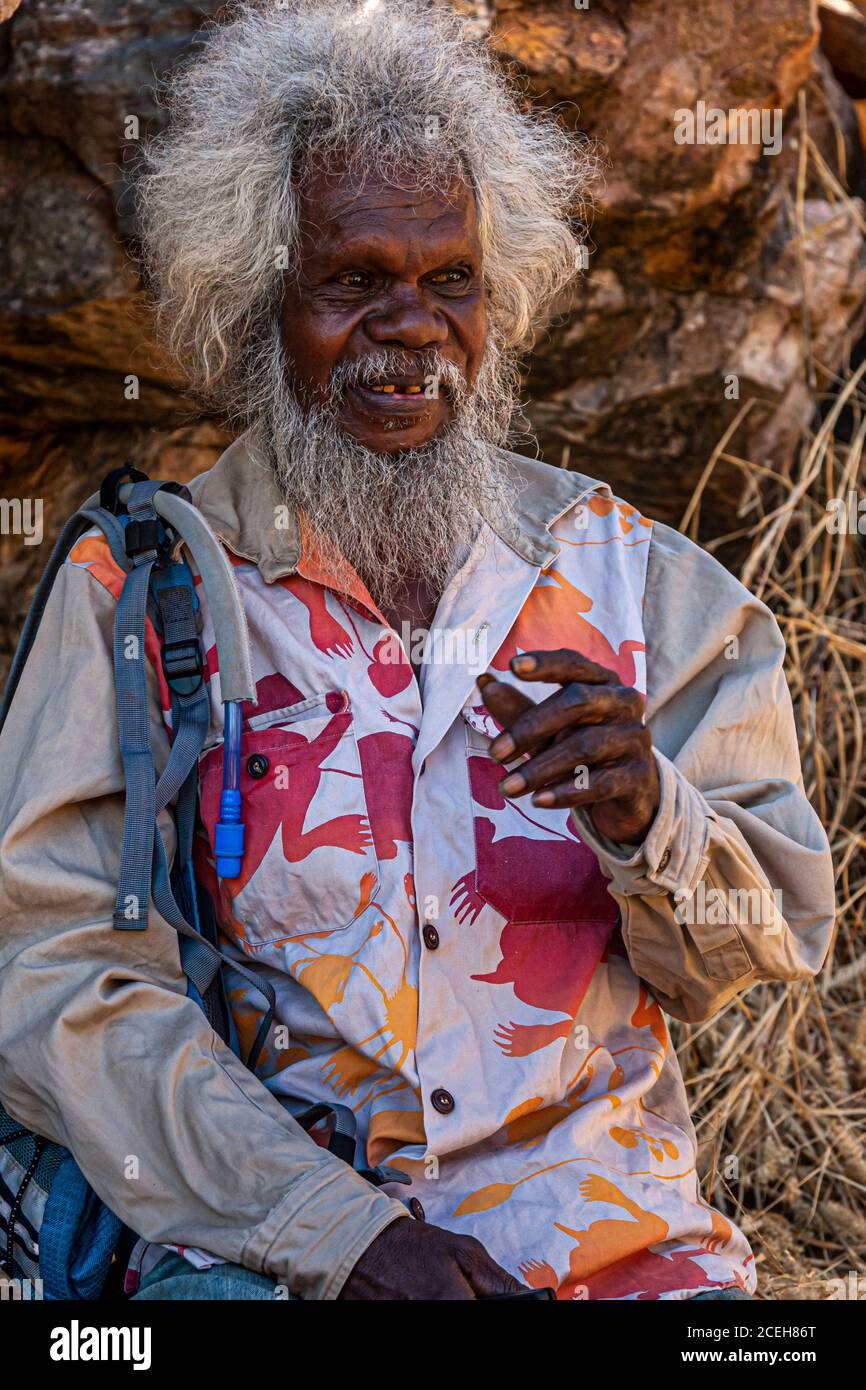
{"left": 0, "top": 561, "right": 406, "bottom": 1297}
{"left": 570, "top": 520, "right": 836, "bottom": 1023}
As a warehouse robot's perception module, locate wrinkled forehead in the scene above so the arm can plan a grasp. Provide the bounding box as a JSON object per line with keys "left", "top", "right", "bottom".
{"left": 295, "top": 159, "right": 481, "bottom": 261}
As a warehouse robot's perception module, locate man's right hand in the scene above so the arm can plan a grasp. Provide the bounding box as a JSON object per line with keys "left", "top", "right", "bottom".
{"left": 338, "top": 1215, "right": 527, "bottom": 1300}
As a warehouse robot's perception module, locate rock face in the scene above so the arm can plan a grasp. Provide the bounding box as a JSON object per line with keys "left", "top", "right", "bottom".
{"left": 1, "top": 1, "right": 866, "bottom": 669}
{"left": 477, "top": 1, "right": 866, "bottom": 528}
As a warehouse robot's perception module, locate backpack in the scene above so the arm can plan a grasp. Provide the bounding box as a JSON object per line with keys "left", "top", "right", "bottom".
{"left": 0, "top": 466, "right": 405, "bottom": 1300}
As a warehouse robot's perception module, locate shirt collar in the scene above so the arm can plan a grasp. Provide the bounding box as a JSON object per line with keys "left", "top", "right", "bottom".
{"left": 186, "top": 427, "right": 614, "bottom": 583}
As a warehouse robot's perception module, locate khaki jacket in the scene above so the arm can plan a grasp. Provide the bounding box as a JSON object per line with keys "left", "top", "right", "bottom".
{"left": 0, "top": 438, "right": 835, "bottom": 1297}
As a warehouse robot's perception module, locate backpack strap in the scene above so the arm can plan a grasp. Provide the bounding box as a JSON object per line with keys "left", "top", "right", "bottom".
{"left": 115, "top": 479, "right": 256, "bottom": 704}
{"left": 280, "top": 1098, "right": 413, "bottom": 1185}
{"left": 108, "top": 481, "right": 276, "bottom": 1070}
{"left": 2, "top": 468, "right": 401, "bottom": 1238}
{"left": 111, "top": 487, "right": 163, "bottom": 932}
{"left": 0, "top": 467, "right": 272, "bottom": 1067}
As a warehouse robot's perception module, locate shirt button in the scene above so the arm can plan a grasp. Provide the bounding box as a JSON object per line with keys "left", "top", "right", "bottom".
{"left": 431, "top": 1088, "right": 455, "bottom": 1115}
{"left": 409, "top": 1197, "right": 426, "bottom": 1221}
{"left": 246, "top": 754, "right": 270, "bottom": 779}
{"left": 422, "top": 923, "right": 440, "bottom": 950}
{"left": 658, "top": 847, "right": 671, "bottom": 872}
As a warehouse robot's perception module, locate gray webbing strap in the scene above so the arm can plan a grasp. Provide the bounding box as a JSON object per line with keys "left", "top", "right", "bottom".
{"left": 112, "top": 550, "right": 158, "bottom": 930}
{"left": 174, "top": 759, "right": 199, "bottom": 871}
{"left": 112, "top": 483, "right": 275, "bottom": 1062}
{"left": 78, "top": 506, "right": 131, "bottom": 576}
{"left": 117, "top": 483, "right": 256, "bottom": 705}
{"left": 154, "top": 688, "right": 210, "bottom": 819}
{"left": 112, "top": 480, "right": 181, "bottom": 930}
{"left": 150, "top": 826, "right": 277, "bottom": 1068}
{"left": 150, "top": 841, "right": 219, "bottom": 998}
{"left": 1, "top": 474, "right": 271, "bottom": 1060}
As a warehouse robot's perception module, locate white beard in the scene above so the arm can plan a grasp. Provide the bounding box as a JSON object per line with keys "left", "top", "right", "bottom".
{"left": 255, "top": 340, "right": 523, "bottom": 611}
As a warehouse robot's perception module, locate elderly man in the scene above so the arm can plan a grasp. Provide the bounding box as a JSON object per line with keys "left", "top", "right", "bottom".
{"left": 0, "top": 0, "right": 834, "bottom": 1301}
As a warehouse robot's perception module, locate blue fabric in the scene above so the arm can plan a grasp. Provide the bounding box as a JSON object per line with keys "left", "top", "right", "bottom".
{"left": 132, "top": 1251, "right": 297, "bottom": 1301}
{"left": 40, "top": 1151, "right": 122, "bottom": 1301}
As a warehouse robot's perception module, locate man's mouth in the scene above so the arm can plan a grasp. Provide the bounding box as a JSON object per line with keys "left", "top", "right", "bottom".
{"left": 346, "top": 376, "right": 442, "bottom": 420}
{"left": 357, "top": 376, "right": 429, "bottom": 401}
{"left": 368, "top": 383, "right": 424, "bottom": 395}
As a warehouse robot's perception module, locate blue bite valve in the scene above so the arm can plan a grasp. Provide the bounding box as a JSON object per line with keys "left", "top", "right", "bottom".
{"left": 215, "top": 700, "right": 246, "bottom": 879}
{"left": 215, "top": 789, "right": 245, "bottom": 879}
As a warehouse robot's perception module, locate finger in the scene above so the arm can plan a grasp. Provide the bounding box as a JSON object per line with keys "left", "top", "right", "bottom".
{"left": 476, "top": 673, "right": 536, "bottom": 730}
{"left": 511, "top": 649, "right": 617, "bottom": 686}
{"left": 455, "top": 1239, "right": 526, "bottom": 1297}
{"left": 530, "top": 760, "right": 642, "bottom": 809}
{"left": 433, "top": 1266, "right": 477, "bottom": 1300}
{"left": 499, "top": 724, "right": 649, "bottom": 798}
{"left": 490, "top": 682, "right": 643, "bottom": 761}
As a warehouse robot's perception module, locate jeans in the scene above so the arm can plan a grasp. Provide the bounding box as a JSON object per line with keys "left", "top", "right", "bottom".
{"left": 131, "top": 1252, "right": 295, "bottom": 1300}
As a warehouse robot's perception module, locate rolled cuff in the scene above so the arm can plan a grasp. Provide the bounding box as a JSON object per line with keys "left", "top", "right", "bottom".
{"left": 569, "top": 748, "right": 710, "bottom": 897}
{"left": 242, "top": 1162, "right": 409, "bottom": 1300}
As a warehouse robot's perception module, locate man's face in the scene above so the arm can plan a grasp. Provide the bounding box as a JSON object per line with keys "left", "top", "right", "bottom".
{"left": 280, "top": 167, "right": 487, "bottom": 454}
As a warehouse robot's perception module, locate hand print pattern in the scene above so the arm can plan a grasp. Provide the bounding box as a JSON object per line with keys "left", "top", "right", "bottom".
{"left": 68, "top": 484, "right": 754, "bottom": 1298}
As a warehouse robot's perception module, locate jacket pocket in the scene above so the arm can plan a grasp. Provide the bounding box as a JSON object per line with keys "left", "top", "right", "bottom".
{"left": 198, "top": 691, "right": 379, "bottom": 947}
{"left": 681, "top": 865, "right": 753, "bottom": 983}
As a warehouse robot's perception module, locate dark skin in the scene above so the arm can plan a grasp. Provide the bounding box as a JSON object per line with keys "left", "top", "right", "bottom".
{"left": 280, "top": 165, "right": 487, "bottom": 649}
{"left": 479, "top": 653, "right": 660, "bottom": 847}
{"left": 282, "top": 169, "right": 660, "bottom": 1298}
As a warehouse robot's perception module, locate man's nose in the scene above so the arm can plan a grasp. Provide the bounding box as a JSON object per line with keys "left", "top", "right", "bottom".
{"left": 364, "top": 287, "right": 449, "bottom": 349}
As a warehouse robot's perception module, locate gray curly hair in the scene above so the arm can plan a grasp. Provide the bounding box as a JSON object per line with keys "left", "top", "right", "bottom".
{"left": 136, "top": 0, "right": 593, "bottom": 419}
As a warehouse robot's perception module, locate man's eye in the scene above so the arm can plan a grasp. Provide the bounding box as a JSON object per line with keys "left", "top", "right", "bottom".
{"left": 429, "top": 269, "right": 469, "bottom": 285}
{"left": 335, "top": 271, "right": 371, "bottom": 288}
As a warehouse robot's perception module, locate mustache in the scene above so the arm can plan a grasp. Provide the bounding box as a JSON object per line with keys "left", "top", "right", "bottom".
{"left": 327, "top": 349, "right": 468, "bottom": 403}
{"left": 259, "top": 329, "right": 523, "bottom": 611}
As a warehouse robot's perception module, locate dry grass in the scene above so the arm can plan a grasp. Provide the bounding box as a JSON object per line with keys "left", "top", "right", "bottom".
{"left": 675, "top": 368, "right": 866, "bottom": 1300}
{"left": 668, "top": 77, "right": 866, "bottom": 1301}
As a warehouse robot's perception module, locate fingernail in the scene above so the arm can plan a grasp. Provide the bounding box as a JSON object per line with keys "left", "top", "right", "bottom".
{"left": 476, "top": 673, "right": 494, "bottom": 689}
{"left": 500, "top": 772, "right": 525, "bottom": 796}
{"left": 533, "top": 791, "right": 554, "bottom": 807}
{"left": 512, "top": 655, "right": 536, "bottom": 674}
{"left": 490, "top": 734, "right": 515, "bottom": 759}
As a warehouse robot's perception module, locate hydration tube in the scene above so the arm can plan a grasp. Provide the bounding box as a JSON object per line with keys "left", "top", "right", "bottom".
{"left": 215, "top": 700, "right": 245, "bottom": 878}
{"left": 112, "top": 480, "right": 256, "bottom": 881}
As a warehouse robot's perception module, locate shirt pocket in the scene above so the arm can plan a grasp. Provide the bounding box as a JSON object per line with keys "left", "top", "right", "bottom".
{"left": 198, "top": 690, "right": 380, "bottom": 948}
{"left": 461, "top": 704, "right": 616, "bottom": 927}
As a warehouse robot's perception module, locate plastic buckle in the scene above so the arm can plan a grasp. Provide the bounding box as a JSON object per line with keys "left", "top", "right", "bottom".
{"left": 124, "top": 518, "right": 164, "bottom": 558}
{"left": 161, "top": 638, "right": 204, "bottom": 695}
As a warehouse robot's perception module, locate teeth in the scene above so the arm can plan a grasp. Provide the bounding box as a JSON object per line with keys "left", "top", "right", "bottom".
{"left": 367, "top": 383, "right": 422, "bottom": 394}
